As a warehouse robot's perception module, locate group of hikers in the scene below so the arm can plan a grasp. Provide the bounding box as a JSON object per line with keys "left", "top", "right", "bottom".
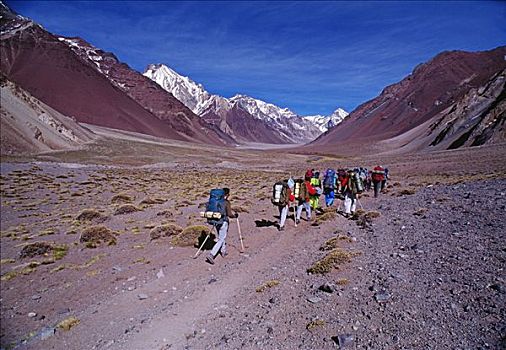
{"left": 201, "top": 166, "right": 388, "bottom": 265}
{"left": 272, "top": 166, "right": 389, "bottom": 231}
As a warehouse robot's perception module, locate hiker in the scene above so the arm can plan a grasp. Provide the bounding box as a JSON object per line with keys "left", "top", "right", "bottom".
{"left": 381, "top": 167, "right": 389, "bottom": 191}
{"left": 206, "top": 188, "right": 238, "bottom": 265}
{"left": 323, "top": 168, "right": 337, "bottom": 207}
{"left": 296, "top": 171, "right": 317, "bottom": 224}
{"left": 340, "top": 170, "right": 358, "bottom": 217}
{"left": 372, "top": 165, "right": 385, "bottom": 198}
{"left": 272, "top": 179, "right": 295, "bottom": 231}
{"left": 365, "top": 169, "right": 372, "bottom": 191}
{"left": 310, "top": 171, "right": 322, "bottom": 213}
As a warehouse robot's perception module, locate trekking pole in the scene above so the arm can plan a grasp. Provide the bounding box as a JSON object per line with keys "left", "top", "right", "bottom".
{"left": 193, "top": 232, "right": 211, "bottom": 259}
{"left": 293, "top": 204, "right": 298, "bottom": 227}
{"left": 236, "top": 217, "right": 245, "bottom": 253}
{"left": 357, "top": 197, "right": 364, "bottom": 210}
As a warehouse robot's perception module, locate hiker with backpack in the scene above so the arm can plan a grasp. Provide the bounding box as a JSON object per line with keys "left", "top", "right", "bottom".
{"left": 323, "top": 168, "right": 337, "bottom": 207}
{"left": 365, "top": 169, "right": 372, "bottom": 191}
{"left": 372, "top": 165, "right": 386, "bottom": 198}
{"left": 340, "top": 170, "right": 363, "bottom": 217}
{"left": 272, "top": 179, "right": 295, "bottom": 231}
{"left": 205, "top": 188, "right": 238, "bottom": 265}
{"left": 296, "top": 170, "right": 317, "bottom": 224}
{"left": 381, "top": 167, "right": 389, "bottom": 191}
{"left": 309, "top": 171, "right": 322, "bottom": 213}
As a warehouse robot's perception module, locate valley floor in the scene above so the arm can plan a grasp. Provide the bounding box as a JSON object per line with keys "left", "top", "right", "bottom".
{"left": 1, "top": 143, "right": 505, "bottom": 350}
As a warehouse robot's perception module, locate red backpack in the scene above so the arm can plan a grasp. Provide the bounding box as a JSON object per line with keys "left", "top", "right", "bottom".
{"left": 372, "top": 166, "right": 385, "bottom": 182}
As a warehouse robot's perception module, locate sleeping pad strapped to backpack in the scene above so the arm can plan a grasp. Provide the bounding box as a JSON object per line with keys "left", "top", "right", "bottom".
{"left": 272, "top": 181, "right": 289, "bottom": 206}
{"left": 204, "top": 189, "right": 226, "bottom": 226}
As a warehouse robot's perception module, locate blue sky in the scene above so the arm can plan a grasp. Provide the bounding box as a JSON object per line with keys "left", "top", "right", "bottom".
{"left": 7, "top": 1, "right": 505, "bottom": 116}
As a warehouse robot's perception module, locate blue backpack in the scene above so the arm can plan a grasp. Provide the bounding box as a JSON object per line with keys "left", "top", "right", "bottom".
{"left": 323, "top": 169, "right": 336, "bottom": 189}
{"left": 205, "top": 189, "right": 226, "bottom": 226}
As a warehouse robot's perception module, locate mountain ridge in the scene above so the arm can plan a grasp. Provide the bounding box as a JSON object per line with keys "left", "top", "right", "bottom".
{"left": 144, "top": 63, "right": 348, "bottom": 144}
{"left": 311, "top": 46, "right": 506, "bottom": 152}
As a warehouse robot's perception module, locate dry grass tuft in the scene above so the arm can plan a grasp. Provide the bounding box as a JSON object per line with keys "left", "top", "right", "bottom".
{"left": 256, "top": 279, "right": 280, "bottom": 293}
{"left": 114, "top": 204, "right": 141, "bottom": 215}
{"left": 350, "top": 209, "right": 366, "bottom": 220}
{"left": 307, "top": 248, "right": 361, "bottom": 274}
{"left": 306, "top": 319, "right": 325, "bottom": 331}
{"left": 0, "top": 258, "right": 16, "bottom": 265}
{"left": 364, "top": 211, "right": 381, "bottom": 219}
{"left": 52, "top": 244, "right": 68, "bottom": 260}
{"left": 139, "top": 197, "right": 166, "bottom": 206}
{"left": 398, "top": 188, "right": 417, "bottom": 196}
{"left": 19, "top": 242, "right": 53, "bottom": 258}
{"left": 75, "top": 209, "right": 106, "bottom": 223}
{"left": 150, "top": 224, "right": 183, "bottom": 240}
{"left": 171, "top": 225, "right": 210, "bottom": 247}
{"left": 156, "top": 209, "right": 173, "bottom": 218}
{"left": 111, "top": 193, "right": 134, "bottom": 204}
{"left": 80, "top": 225, "right": 117, "bottom": 247}
{"left": 320, "top": 237, "right": 339, "bottom": 251}
{"left": 57, "top": 316, "right": 80, "bottom": 331}
{"left": 336, "top": 278, "right": 349, "bottom": 285}
{"left": 351, "top": 210, "right": 381, "bottom": 229}
{"left": 315, "top": 211, "right": 337, "bottom": 225}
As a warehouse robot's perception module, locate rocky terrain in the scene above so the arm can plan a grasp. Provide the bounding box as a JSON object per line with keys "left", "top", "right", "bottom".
{"left": 312, "top": 47, "right": 506, "bottom": 150}
{"left": 0, "top": 76, "right": 96, "bottom": 155}
{"left": 1, "top": 134, "right": 505, "bottom": 350}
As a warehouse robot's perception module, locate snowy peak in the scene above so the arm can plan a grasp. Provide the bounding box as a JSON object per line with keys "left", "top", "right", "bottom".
{"left": 303, "top": 108, "right": 349, "bottom": 133}
{"left": 230, "top": 94, "right": 298, "bottom": 121}
{"left": 144, "top": 64, "right": 212, "bottom": 114}
{"left": 143, "top": 63, "right": 348, "bottom": 143}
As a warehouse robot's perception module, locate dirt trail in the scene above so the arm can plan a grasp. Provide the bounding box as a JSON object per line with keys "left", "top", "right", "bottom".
{"left": 117, "top": 222, "right": 299, "bottom": 349}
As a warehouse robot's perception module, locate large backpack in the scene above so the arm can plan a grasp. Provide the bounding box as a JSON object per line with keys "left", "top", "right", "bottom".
{"left": 372, "top": 166, "right": 385, "bottom": 182}
{"left": 349, "top": 171, "right": 364, "bottom": 194}
{"left": 271, "top": 181, "right": 289, "bottom": 206}
{"left": 203, "top": 189, "right": 226, "bottom": 226}
{"left": 323, "top": 169, "right": 336, "bottom": 190}
{"left": 337, "top": 169, "right": 347, "bottom": 182}
{"left": 293, "top": 179, "right": 304, "bottom": 200}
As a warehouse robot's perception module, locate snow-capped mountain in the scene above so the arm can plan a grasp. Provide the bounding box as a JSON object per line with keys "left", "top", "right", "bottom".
{"left": 144, "top": 64, "right": 348, "bottom": 143}
{"left": 303, "top": 108, "right": 349, "bottom": 133}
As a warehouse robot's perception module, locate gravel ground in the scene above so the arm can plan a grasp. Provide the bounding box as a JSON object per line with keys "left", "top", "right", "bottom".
{"left": 1, "top": 159, "right": 505, "bottom": 350}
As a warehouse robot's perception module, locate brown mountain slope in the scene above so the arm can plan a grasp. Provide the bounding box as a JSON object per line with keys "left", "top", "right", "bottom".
{"left": 0, "top": 4, "right": 229, "bottom": 145}
{"left": 57, "top": 37, "right": 233, "bottom": 146}
{"left": 0, "top": 75, "right": 96, "bottom": 155}
{"left": 312, "top": 47, "right": 506, "bottom": 148}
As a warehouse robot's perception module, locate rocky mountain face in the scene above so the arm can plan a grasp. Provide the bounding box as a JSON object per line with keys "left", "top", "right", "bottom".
{"left": 0, "top": 4, "right": 229, "bottom": 146}
{"left": 312, "top": 47, "right": 506, "bottom": 151}
{"left": 427, "top": 68, "right": 505, "bottom": 150}
{"left": 0, "top": 74, "right": 95, "bottom": 154}
{"left": 144, "top": 64, "right": 348, "bottom": 144}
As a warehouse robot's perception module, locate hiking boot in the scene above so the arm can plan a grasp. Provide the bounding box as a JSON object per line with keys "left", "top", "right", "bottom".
{"left": 278, "top": 226, "right": 285, "bottom": 231}
{"left": 206, "top": 255, "right": 215, "bottom": 265}
{"left": 295, "top": 219, "right": 300, "bottom": 225}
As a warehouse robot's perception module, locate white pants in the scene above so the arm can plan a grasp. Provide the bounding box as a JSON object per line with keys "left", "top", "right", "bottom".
{"left": 344, "top": 192, "right": 356, "bottom": 214}
{"left": 296, "top": 201, "right": 311, "bottom": 220}
{"left": 279, "top": 205, "right": 288, "bottom": 227}
{"left": 210, "top": 221, "right": 228, "bottom": 257}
